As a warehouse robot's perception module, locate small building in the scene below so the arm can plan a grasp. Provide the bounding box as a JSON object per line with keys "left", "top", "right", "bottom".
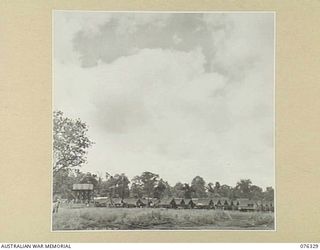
{"left": 236, "top": 198, "right": 257, "bottom": 211}
{"left": 136, "top": 198, "right": 147, "bottom": 208}
{"left": 93, "top": 196, "right": 109, "bottom": 207}
{"left": 211, "top": 197, "right": 231, "bottom": 210}
{"left": 182, "top": 199, "right": 196, "bottom": 209}
{"left": 157, "top": 198, "right": 177, "bottom": 209}
{"left": 110, "top": 197, "right": 124, "bottom": 207}
{"left": 122, "top": 198, "right": 138, "bottom": 208}
{"left": 256, "top": 200, "right": 274, "bottom": 212}
{"left": 72, "top": 183, "right": 94, "bottom": 203}
{"left": 176, "top": 198, "right": 186, "bottom": 208}
{"left": 229, "top": 200, "right": 238, "bottom": 211}
{"left": 173, "top": 198, "right": 184, "bottom": 208}
{"left": 193, "top": 198, "right": 214, "bottom": 209}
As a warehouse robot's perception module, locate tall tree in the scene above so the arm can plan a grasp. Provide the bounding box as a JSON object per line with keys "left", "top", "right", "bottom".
{"left": 191, "top": 176, "right": 207, "bottom": 198}
{"left": 172, "top": 182, "right": 185, "bottom": 198}
{"left": 101, "top": 173, "right": 130, "bottom": 199}
{"left": 219, "top": 184, "right": 233, "bottom": 198}
{"left": 115, "top": 173, "right": 130, "bottom": 199}
{"left": 130, "top": 176, "right": 144, "bottom": 198}
{"left": 235, "top": 179, "right": 252, "bottom": 198}
{"left": 52, "top": 168, "right": 75, "bottom": 199}
{"left": 153, "top": 179, "right": 168, "bottom": 199}
{"left": 140, "top": 171, "right": 159, "bottom": 202}
{"left": 249, "top": 185, "right": 263, "bottom": 199}
{"left": 53, "top": 111, "right": 93, "bottom": 175}
{"left": 215, "top": 182, "right": 221, "bottom": 191}
{"left": 264, "top": 186, "right": 274, "bottom": 201}
{"left": 162, "top": 180, "right": 173, "bottom": 198}
{"left": 182, "top": 183, "right": 195, "bottom": 199}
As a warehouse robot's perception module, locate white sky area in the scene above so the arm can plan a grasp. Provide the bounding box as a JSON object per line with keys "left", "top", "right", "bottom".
{"left": 54, "top": 12, "right": 274, "bottom": 189}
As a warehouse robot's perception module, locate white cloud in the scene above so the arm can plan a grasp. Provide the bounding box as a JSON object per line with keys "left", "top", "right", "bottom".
{"left": 54, "top": 12, "right": 274, "bottom": 188}
{"left": 54, "top": 11, "right": 113, "bottom": 64}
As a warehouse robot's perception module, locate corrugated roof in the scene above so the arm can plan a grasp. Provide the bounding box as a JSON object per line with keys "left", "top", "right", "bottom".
{"left": 72, "top": 183, "right": 94, "bottom": 190}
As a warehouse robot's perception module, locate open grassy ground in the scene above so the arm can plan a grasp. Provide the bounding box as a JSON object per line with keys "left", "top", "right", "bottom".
{"left": 52, "top": 207, "right": 274, "bottom": 230}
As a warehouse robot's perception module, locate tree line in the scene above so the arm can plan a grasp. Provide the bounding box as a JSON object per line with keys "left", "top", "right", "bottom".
{"left": 53, "top": 111, "right": 274, "bottom": 202}
{"left": 53, "top": 169, "right": 274, "bottom": 202}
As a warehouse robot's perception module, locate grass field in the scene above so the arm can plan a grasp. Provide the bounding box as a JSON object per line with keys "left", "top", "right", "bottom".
{"left": 52, "top": 207, "right": 274, "bottom": 230}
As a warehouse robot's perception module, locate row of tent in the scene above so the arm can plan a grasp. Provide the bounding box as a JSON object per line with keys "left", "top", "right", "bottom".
{"left": 93, "top": 197, "right": 274, "bottom": 212}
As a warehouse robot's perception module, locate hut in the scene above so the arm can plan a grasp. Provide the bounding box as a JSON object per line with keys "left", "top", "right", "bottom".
{"left": 136, "top": 198, "right": 147, "bottom": 208}
{"left": 122, "top": 198, "right": 138, "bottom": 208}
{"left": 257, "top": 201, "right": 274, "bottom": 212}
{"left": 182, "top": 199, "right": 195, "bottom": 209}
{"left": 148, "top": 198, "right": 157, "bottom": 207}
{"left": 72, "top": 184, "right": 94, "bottom": 204}
{"left": 255, "top": 200, "right": 266, "bottom": 212}
{"left": 157, "top": 198, "right": 177, "bottom": 209}
{"left": 212, "top": 197, "right": 230, "bottom": 210}
{"left": 151, "top": 198, "right": 161, "bottom": 207}
{"left": 229, "top": 200, "right": 238, "bottom": 211}
{"left": 93, "top": 196, "right": 109, "bottom": 207}
{"left": 236, "top": 198, "right": 257, "bottom": 212}
{"left": 194, "top": 198, "right": 214, "bottom": 209}
{"left": 178, "top": 198, "right": 186, "bottom": 208}
{"left": 110, "top": 197, "right": 124, "bottom": 207}
{"left": 136, "top": 197, "right": 155, "bottom": 207}
{"left": 173, "top": 198, "right": 185, "bottom": 209}
{"left": 222, "top": 198, "right": 233, "bottom": 210}
{"left": 213, "top": 198, "right": 223, "bottom": 209}
{"left": 173, "top": 198, "right": 191, "bottom": 209}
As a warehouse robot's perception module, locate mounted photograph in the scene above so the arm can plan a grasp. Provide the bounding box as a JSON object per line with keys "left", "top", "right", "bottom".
{"left": 52, "top": 11, "right": 275, "bottom": 231}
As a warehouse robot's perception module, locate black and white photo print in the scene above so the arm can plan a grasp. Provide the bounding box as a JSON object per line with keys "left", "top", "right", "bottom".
{"left": 52, "top": 11, "right": 275, "bottom": 231}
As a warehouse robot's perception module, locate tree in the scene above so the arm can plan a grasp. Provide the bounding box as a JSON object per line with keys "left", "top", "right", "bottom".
{"left": 130, "top": 176, "right": 144, "bottom": 198}
{"left": 154, "top": 179, "right": 168, "bottom": 199}
{"left": 172, "top": 182, "right": 185, "bottom": 198}
{"left": 182, "top": 183, "right": 195, "bottom": 199}
{"left": 162, "top": 180, "right": 173, "bottom": 198}
{"left": 191, "top": 176, "right": 207, "bottom": 198}
{"left": 53, "top": 111, "right": 93, "bottom": 175}
{"left": 140, "top": 171, "right": 159, "bottom": 202}
{"left": 102, "top": 173, "right": 130, "bottom": 199}
{"left": 249, "top": 185, "right": 263, "bottom": 199}
{"left": 235, "top": 179, "right": 252, "bottom": 198}
{"left": 52, "top": 168, "right": 75, "bottom": 199}
{"left": 264, "top": 186, "right": 274, "bottom": 201}
{"left": 215, "top": 182, "right": 221, "bottom": 191}
{"left": 219, "top": 184, "right": 233, "bottom": 198}
{"left": 95, "top": 172, "right": 104, "bottom": 196}
{"left": 115, "top": 173, "right": 130, "bottom": 199}
{"left": 80, "top": 172, "right": 98, "bottom": 188}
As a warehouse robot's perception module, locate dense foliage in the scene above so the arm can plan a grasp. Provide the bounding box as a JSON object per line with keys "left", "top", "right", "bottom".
{"left": 53, "top": 168, "right": 274, "bottom": 202}
{"left": 53, "top": 111, "right": 93, "bottom": 175}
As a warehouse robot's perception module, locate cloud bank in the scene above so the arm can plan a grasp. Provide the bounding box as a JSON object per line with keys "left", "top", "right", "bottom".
{"left": 54, "top": 12, "right": 274, "bottom": 188}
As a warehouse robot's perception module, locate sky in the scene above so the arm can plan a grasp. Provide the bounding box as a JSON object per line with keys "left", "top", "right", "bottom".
{"left": 53, "top": 12, "right": 274, "bottom": 189}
